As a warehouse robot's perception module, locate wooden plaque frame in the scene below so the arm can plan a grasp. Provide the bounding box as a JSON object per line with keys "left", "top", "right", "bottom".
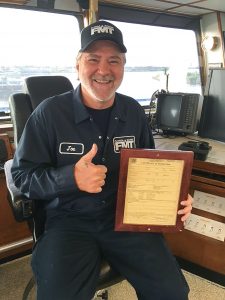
{"left": 115, "top": 148, "right": 193, "bottom": 233}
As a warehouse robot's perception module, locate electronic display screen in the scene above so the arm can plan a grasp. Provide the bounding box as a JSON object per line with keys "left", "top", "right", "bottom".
{"left": 156, "top": 92, "right": 200, "bottom": 135}
{"left": 160, "top": 95, "right": 182, "bottom": 127}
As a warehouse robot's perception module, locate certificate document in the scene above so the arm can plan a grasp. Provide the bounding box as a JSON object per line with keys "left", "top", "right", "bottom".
{"left": 115, "top": 149, "right": 193, "bottom": 232}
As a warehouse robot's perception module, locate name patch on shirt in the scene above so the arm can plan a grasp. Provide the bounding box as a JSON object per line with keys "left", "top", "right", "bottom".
{"left": 113, "top": 136, "right": 136, "bottom": 153}
{"left": 59, "top": 143, "right": 84, "bottom": 155}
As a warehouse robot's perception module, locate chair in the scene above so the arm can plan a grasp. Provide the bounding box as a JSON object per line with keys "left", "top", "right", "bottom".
{"left": 4, "top": 75, "right": 123, "bottom": 300}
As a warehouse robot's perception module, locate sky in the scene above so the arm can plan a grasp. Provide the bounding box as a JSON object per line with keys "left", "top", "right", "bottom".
{"left": 113, "top": 20, "right": 199, "bottom": 68}
{"left": 0, "top": 7, "right": 80, "bottom": 66}
{"left": 0, "top": 7, "right": 202, "bottom": 102}
{"left": 0, "top": 7, "right": 199, "bottom": 69}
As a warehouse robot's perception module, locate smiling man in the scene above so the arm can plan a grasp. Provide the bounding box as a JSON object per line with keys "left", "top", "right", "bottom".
{"left": 12, "top": 20, "right": 192, "bottom": 300}
{"left": 76, "top": 40, "right": 125, "bottom": 108}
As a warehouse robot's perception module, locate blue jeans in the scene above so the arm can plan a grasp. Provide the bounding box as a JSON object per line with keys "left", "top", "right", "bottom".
{"left": 31, "top": 214, "right": 189, "bottom": 300}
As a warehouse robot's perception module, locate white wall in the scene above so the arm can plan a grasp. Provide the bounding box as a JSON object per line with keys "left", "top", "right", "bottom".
{"left": 200, "top": 12, "right": 225, "bottom": 67}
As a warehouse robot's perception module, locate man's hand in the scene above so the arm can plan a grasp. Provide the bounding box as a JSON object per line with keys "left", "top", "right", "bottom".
{"left": 177, "top": 194, "right": 193, "bottom": 222}
{"left": 74, "top": 144, "right": 107, "bottom": 193}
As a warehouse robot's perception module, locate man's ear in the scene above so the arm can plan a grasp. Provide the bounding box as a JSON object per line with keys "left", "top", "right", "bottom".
{"left": 76, "top": 61, "right": 79, "bottom": 72}
{"left": 75, "top": 62, "right": 80, "bottom": 80}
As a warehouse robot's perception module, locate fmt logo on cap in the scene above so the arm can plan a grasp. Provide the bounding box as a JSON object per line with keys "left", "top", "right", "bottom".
{"left": 91, "top": 25, "right": 114, "bottom": 35}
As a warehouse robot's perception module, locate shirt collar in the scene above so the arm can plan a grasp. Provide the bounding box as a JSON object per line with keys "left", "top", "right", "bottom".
{"left": 72, "top": 85, "right": 127, "bottom": 123}
{"left": 72, "top": 85, "right": 90, "bottom": 124}
{"left": 113, "top": 93, "right": 126, "bottom": 122}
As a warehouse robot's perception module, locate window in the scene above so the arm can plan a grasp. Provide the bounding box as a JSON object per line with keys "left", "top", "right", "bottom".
{"left": 0, "top": 7, "right": 81, "bottom": 118}
{"left": 106, "top": 20, "right": 201, "bottom": 106}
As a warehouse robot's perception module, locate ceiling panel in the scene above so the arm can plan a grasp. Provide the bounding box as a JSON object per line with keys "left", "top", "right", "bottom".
{"left": 167, "top": 0, "right": 206, "bottom": 3}
{"left": 170, "top": 6, "right": 213, "bottom": 16}
{"left": 139, "top": 1, "right": 177, "bottom": 10}
{"left": 197, "top": 0, "right": 225, "bottom": 11}
{"left": 101, "top": 0, "right": 225, "bottom": 16}
{"left": 102, "top": 0, "right": 176, "bottom": 9}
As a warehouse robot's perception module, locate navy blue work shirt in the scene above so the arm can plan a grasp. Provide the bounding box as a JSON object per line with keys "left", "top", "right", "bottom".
{"left": 11, "top": 85, "right": 155, "bottom": 220}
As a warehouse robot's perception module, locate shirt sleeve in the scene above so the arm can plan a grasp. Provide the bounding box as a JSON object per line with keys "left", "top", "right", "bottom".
{"left": 11, "top": 109, "right": 78, "bottom": 200}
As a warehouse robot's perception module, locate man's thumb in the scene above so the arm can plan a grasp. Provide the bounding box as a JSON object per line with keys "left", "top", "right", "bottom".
{"left": 82, "top": 144, "right": 98, "bottom": 164}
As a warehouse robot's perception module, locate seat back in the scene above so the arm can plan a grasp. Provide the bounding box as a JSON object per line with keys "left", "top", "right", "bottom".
{"left": 8, "top": 75, "right": 74, "bottom": 230}
{"left": 9, "top": 93, "right": 32, "bottom": 147}
{"left": 9, "top": 75, "right": 74, "bottom": 146}
{"left": 24, "top": 75, "right": 74, "bottom": 110}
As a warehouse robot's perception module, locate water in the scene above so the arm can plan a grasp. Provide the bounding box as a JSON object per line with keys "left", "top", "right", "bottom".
{"left": 0, "top": 70, "right": 201, "bottom": 111}
{"left": 118, "top": 71, "right": 201, "bottom": 101}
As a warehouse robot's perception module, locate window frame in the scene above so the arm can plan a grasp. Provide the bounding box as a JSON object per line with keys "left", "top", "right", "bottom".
{"left": 99, "top": 2, "right": 204, "bottom": 99}
{"left": 0, "top": 4, "right": 84, "bottom": 123}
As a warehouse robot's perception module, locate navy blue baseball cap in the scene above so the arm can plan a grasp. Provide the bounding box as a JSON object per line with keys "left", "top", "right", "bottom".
{"left": 80, "top": 20, "right": 127, "bottom": 53}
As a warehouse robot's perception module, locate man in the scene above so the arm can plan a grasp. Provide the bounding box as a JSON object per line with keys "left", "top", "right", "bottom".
{"left": 12, "top": 20, "right": 192, "bottom": 300}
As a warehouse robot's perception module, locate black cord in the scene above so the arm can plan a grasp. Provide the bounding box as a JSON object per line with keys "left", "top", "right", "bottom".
{"left": 148, "top": 89, "right": 159, "bottom": 130}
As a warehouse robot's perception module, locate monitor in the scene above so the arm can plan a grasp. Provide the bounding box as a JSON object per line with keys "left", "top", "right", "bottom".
{"left": 198, "top": 68, "right": 225, "bottom": 142}
{"left": 156, "top": 92, "right": 200, "bottom": 135}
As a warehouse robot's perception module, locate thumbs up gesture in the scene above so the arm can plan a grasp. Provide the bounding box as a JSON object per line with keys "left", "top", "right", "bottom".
{"left": 74, "top": 144, "right": 107, "bottom": 193}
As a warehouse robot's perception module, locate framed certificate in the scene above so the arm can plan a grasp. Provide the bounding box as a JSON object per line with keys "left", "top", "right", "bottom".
{"left": 115, "top": 148, "right": 193, "bottom": 232}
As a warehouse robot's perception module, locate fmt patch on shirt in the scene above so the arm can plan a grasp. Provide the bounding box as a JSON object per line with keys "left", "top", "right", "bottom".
{"left": 113, "top": 136, "right": 136, "bottom": 153}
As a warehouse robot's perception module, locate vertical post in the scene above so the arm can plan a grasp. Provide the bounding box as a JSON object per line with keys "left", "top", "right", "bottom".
{"left": 217, "top": 12, "right": 225, "bottom": 67}
{"left": 88, "top": 0, "right": 98, "bottom": 25}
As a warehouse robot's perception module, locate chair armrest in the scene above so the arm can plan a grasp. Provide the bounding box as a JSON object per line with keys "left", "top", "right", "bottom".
{"left": 4, "top": 159, "right": 33, "bottom": 222}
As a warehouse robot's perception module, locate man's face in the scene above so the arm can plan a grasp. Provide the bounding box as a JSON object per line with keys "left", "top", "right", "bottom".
{"left": 76, "top": 40, "right": 125, "bottom": 109}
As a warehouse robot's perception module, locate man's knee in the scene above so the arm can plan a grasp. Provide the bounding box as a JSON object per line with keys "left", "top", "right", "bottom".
{"left": 31, "top": 231, "right": 101, "bottom": 300}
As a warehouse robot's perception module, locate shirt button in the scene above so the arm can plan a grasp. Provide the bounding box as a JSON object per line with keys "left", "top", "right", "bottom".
{"left": 102, "top": 200, "right": 106, "bottom": 205}
{"left": 90, "top": 117, "right": 93, "bottom": 121}
{"left": 106, "top": 136, "right": 110, "bottom": 140}
{"left": 102, "top": 157, "right": 105, "bottom": 162}
{"left": 114, "top": 117, "right": 118, "bottom": 120}
{"left": 99, "top": 136, "right": 102, "bottom": 139}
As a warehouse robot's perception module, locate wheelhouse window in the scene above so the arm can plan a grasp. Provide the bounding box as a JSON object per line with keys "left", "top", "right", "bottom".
{"left": 106, "top": 20, "right": 201, "bottom": 107}
{"left": 0, "top": 7, "right": 81, "bottom": 119}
